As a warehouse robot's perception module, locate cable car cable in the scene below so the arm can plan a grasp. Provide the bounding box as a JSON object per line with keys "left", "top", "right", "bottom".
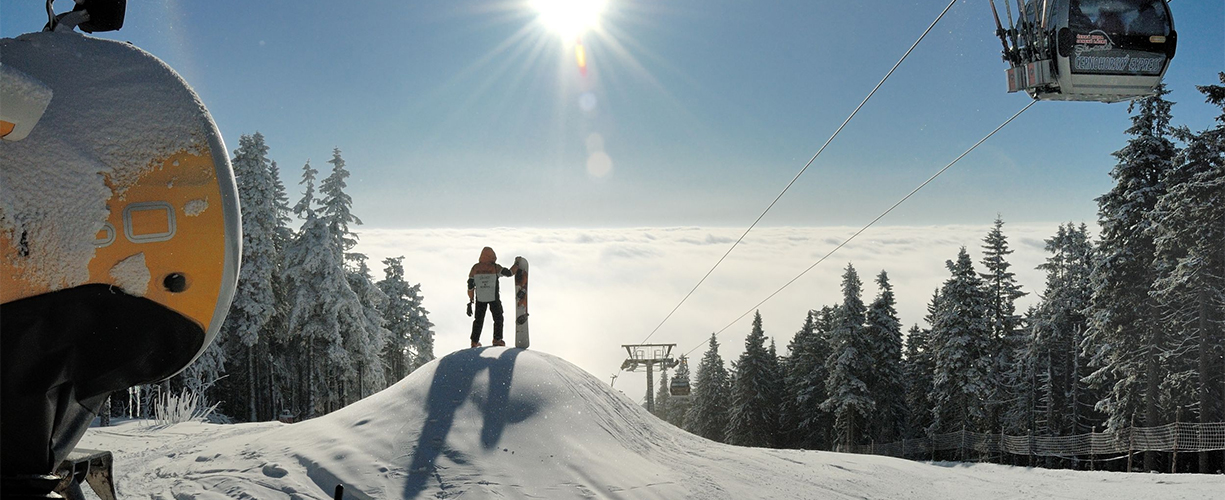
{"left": 632, "top": 0, "right": 961, "bottom": 349}
{"left": 682, "top": 99, "right": 1038, "bottom": 358}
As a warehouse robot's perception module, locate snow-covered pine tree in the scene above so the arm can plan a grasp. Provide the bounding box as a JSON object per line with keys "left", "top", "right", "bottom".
{"left": 282, "top": 162, "right": 365, "bottom": 418}
{"left": 766, "top": 338, "right": 785, "bottom": 446}
{"left": 405, "top": 280, "right": 436, "bottom": 370}
{"left": 864, "top": 270, "right": 906, "bottom": 443}
{"left": 314, "top": 148, "right": 380, "bottom": 409}
{"left": 653, "top": 367, "right": 672, "bottom": 419}
{"left": 378, "top": 256, "right": 414, "bottom": 381}
{"left": 725, "top": 311, "right": 782, "bottom": 447}
{"left": 1150, "top": 74, "right": 1225, "bottom": 472}
{"left": 347, "top": 255, "right": 391, "bottom": 400}
{"left": 1025, "top": 223, "right": 1097, "bottom": 437}
{"left": 782, "top": 307, "right": 837, "bottom": 449}
{"left": 684, "top": 333, "right": 731, "bottom": 442}
{"left": 979, "top": 217, "right": 1027, "bottom": 435}
{"left": 263, "top": 159, "right": 296, "bottom": 419}
{"left": 821, "top": 264, "right": 875, "bottom": 450}
{"left": 780, "top": 311, "right": 813, "bottom": 448}
{"left": 214, "top": 132, "right": 282, "bottom": 421}
{"left": 319, "top": 148, "right": 362, "bottom": 262}
{"left": 902, "top": 324, "right": 934, "bottom": 439}
{"left": 928, "top": 248, "right": 993, "bottom": 436}
{"left": 293, "top": 160, "right": 317, "bottom": 218}
{"left": 1084, "top": 87, "right": 1176, "bottom": 473}
{"left": 1002, "top": 305, "right": 1040, "bottom": 439}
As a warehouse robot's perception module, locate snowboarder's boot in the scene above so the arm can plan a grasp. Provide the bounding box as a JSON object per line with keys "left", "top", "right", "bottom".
{"left": 471, "top": 341, "right": 482, "bottom": 348}
{"left": 492, "top": 339, "right": 506, "bottom": 347}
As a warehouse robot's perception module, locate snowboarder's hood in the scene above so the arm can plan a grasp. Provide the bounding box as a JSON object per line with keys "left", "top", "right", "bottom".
{"left": 479, "top": 247, "right": 496, "bottom": 264}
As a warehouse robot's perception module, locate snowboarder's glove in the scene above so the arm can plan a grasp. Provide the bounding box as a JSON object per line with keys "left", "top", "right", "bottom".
{"left": 501, "top": 267, "right": 513, "bottom": 277}
{"left": 466, "top": 302, "right": 473, "bottom": 317}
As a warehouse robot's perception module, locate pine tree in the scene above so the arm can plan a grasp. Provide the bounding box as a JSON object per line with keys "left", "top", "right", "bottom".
{"left": 1084, "top": 86, "right": 1176, "bottom": 472}
{"left": 319, "top": 148, "right": 362, "bottom": 262}
{"left": 282, "top": 163, "right": 364, "bottom": 417}
{"left": 864, "top": 270, "right": 906, "bottom": 443}
{"left": 781, "top": 311, "right": 813, "bottom": 448}
{"left": 405, "top": 279, "right": 436, "bottom": 370}
{"left": 979, "top": 217, "right": 1027, "bottom": 434}
{"left": 685, "top": 334, "right": 731, "bottom": 442}
{"left": 782, "top": 308, "right": 836, "bottom": 449}
{"left": 347, "top": 256, "right": 391, "bottom": 400}
{"left": 1002, "top": 306, "right": 1040, "bottom": 437}
{"left": 216, "top": 132, "right": 282, "bottom": 421}
{"left": 725, "top": 311, "right": 781, "bottom": 447}
{"left": 902, "top": 324, "right": 934, "bottom": 438}
{"left": 293, "top": 160, "right": 317, "bottom": 218}
{"left": 928, "top": 248, "right": 993, "bottom": 436}
{"left": 766, "top": 338, "right": 785, "bottom": 446}
{"left": 653, "top": 368, "right": 672, "bottom": 419}
{"left": 1025, "top": 223, "right": 1097, "bottom": 437}
{"left": 1150, "top": 74, "right": 1225, "bottom": 472}
{"left": 821, "top": 264, "right": 875, "bottom": 450}
{"left": 378, "top": 256, "right": 416, "bottom": 381}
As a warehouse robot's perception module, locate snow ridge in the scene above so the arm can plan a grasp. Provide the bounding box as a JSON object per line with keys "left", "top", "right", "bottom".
{"left": 79, "top": 348, "right": 1225, "bottom": 499}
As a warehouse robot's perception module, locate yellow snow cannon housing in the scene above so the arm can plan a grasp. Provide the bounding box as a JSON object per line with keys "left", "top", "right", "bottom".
{"left": 0, "top": 32, "right": 240, "bottom": 376}
{"left": 0, "top": 31, "right": 240, "bottom": 480}
{"left": 0, "top": 150, "right": 236, "bottom": 351}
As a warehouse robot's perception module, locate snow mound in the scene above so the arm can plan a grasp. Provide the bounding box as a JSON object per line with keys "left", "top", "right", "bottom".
{"left": 79, "top": 348, "right": 1225, "bottom": 499}
{"left": 255, "top": 347, "right": 703, "bottom": 499}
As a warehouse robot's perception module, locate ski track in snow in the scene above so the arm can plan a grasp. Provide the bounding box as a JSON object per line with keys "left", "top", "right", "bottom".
{"left": 78, "top": 349, "right": 1225, "bottom": 499}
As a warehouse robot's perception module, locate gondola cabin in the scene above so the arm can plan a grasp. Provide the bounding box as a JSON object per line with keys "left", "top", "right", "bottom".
{"left": 992, "top": 0, "right": 1176, "bottom": 103}
{"left": 669, "top": 356, "right": 691, "bottom": 398}
{"left": 669, "top": 376, "right": 690, "bottom": 398}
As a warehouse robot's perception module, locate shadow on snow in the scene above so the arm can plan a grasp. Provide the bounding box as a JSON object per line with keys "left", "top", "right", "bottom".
{"left": 403, "top": 347, "right": 536, "bottom": 498}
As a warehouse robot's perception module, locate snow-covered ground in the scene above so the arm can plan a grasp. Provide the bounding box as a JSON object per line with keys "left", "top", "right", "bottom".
{"left": 79, "top": 348, "right": 1224, "bottom": 499}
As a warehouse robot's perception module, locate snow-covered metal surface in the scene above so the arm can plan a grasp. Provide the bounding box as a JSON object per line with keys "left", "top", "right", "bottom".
{"left": 0, "top": 31, "right": 240, "bottom": 368}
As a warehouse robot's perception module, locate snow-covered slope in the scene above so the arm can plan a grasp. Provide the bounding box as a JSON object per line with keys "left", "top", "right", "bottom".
{"left": 79, "top": 348, "right": 1224, "bottom": 499}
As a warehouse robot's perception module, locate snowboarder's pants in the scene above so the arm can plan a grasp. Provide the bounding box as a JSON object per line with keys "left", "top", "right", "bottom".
{"left": 471, "top": 300, "right": 504, "bottom": 342}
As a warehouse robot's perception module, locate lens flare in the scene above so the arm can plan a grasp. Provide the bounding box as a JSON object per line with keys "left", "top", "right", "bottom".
{"left": 575, "top": 38, "right": 588, "bottom": 76}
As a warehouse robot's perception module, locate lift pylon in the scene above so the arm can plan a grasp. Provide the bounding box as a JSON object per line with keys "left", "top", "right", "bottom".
{"left": 620, "top": 344, "right": 678, "bottom": 413}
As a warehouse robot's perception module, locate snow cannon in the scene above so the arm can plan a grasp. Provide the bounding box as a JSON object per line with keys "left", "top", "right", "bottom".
{"left": 0, "top": 4, "right": 240, "bottom": 496}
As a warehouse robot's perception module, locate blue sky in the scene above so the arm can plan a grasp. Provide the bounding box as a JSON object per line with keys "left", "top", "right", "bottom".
{"left": 4, "top": 1, "right": 1222, "bottom": 230}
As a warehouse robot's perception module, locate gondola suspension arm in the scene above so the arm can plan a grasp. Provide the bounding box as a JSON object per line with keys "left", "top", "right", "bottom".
{"left": 989, "top": 1, "right": 1015, "bottom": 64}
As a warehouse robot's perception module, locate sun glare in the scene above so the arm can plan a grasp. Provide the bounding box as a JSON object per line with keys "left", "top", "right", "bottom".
{"left": 532, "top": 0, "right": 608, "bottom": 42}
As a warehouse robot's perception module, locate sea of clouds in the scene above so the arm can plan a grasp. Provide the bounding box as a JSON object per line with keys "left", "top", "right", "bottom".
{"left": 356, "top": 223, "right": 1073, "bottom": 398}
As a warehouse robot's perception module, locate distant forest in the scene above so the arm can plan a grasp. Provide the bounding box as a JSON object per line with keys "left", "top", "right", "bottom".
{"left": 654, "top": 76, "right": 1225, "bottom": 473}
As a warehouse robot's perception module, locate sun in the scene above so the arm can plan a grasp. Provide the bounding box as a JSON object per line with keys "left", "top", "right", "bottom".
{"left": 531, "top": 0, "right": 608, "bottom": 42}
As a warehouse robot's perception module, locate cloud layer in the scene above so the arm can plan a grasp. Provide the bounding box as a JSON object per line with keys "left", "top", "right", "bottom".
{"left": 357, "top": 223, "right": 1070, "bottom": 399}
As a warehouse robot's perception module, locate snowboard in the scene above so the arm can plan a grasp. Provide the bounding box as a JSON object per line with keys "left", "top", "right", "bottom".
{"left": 512, "top": 256, "right": 529, "bottom": 349}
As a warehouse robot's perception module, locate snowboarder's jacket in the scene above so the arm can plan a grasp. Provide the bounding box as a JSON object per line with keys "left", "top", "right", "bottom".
{"left": 468, "top": 247, "right": 513, "bottom": 303}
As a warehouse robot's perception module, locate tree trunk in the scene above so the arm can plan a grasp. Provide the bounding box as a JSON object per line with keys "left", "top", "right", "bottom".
{"left": 306, "top": 344, "right": 314, "bottom": 419}
{"left": 1145, "top": 320, "right": 1161, "bottom": 472}
{"left": 248, "top": 345, "right": 257, "bottom": 422}
{"left": 1198, "top": 289, "right": 1211, "bottom": 473}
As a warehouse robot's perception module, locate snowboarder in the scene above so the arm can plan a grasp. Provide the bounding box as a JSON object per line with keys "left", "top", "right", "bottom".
{"left": 467, "top": 247, "right": 514, "bottom": 348}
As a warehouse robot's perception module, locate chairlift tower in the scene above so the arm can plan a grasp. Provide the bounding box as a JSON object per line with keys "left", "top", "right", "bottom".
{"left": 620, "top": 344, "right": 678, "bottom": 413}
